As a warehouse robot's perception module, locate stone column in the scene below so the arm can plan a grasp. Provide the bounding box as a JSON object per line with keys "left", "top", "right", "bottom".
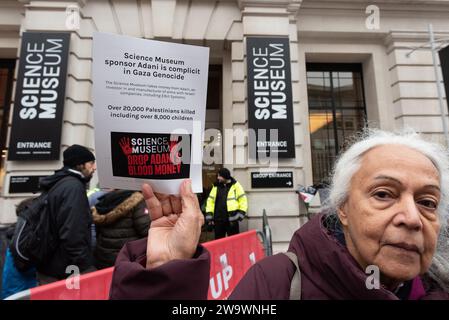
{"left": 230, "top": 0, "right": 303, "bottom": 253}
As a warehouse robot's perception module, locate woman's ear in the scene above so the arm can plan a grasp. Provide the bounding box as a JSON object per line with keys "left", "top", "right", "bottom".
{"left": 337, "top": 204, "right": 349, "bottom": 227}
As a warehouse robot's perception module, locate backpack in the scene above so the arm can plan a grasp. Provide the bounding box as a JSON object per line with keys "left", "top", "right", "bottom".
{"left": 282, "top": 252, "right": 302, "bottom": 300}
{"left": 9, "top": 178, "right": 65, "bottom": 272}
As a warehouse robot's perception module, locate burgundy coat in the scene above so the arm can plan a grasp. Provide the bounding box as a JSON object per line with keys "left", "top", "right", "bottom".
{"left": 109, "top": 214, "right": 449, "bottom": 300}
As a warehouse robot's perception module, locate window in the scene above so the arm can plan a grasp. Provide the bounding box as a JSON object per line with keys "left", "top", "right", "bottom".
{"left": 307, "top": 63, "right": 367, "bottom": 185}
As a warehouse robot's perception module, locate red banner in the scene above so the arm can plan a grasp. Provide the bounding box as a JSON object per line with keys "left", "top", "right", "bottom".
{"left": 29, "top": 267, "right": 114, "bottom": 300}
{"left": 203, "top": 230, "right": 265, "bottom": 300}
{"left": 25, "top": 230, "right": 264, "bottom": 300}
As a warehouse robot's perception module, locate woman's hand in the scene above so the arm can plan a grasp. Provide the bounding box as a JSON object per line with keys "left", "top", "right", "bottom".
{"left": 142, "top": 179, "right": 204, "bottom": 269}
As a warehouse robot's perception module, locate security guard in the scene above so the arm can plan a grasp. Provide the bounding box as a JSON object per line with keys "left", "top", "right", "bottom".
{"left": 205, "top": 168, "right": 248, "bottom": 239}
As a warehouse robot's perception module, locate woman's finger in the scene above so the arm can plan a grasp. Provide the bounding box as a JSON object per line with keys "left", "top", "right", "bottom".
{"left": 155, "top": 192, "right": 173, "bottom": 216}
{"left": 179, "top": 180, "right": 204, "bottom": 238}
{"left": 142, "top": 183, "right": 163, "bottom": 222}
{"left": 180, "top": 179, "right": 200, "bottom": 212}
{"left": 170, "top": 195, "right": 182, "bottom": 215}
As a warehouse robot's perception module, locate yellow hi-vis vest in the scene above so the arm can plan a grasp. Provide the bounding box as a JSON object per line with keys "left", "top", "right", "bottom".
{"left": 87, "top": 187, "right": 100, "bottom": 197}
{"left": 205, "top": 181, "right": 248, "bottom": 221}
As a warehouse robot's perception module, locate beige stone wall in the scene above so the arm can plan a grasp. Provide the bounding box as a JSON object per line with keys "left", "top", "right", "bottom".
{"left": 0, "top": 0, "right": 22, "bottom": 58}
{"left": 386, "top": 32, "right": 449, "bottom": 141}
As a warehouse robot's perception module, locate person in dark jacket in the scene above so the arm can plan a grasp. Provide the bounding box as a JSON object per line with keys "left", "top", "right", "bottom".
{"left": 92, "top": 190, "right": 150, "bottom": 269}
{"left": 1, "top": 198, "right": 37, "bottom": 299}
{"left": 109, "top": 130, "right": 449, "bottom": 300}
{"left": 205, "top": 168, "right": 247, "bottom": 239}
{"left": 37, "top": 144, "right": 97, "bottom": 284}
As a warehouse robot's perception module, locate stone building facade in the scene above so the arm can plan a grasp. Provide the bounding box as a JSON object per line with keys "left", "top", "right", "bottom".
{"left": 1, "top": 0, "right": 449, "bottom": 252}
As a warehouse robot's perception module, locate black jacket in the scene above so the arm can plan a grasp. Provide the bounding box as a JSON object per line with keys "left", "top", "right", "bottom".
{"left": 37, "top": 167, "right": 93, "bottom": 279}
{"left": 92, "top": 191, "right": 149, "bottom": 269}
{"left": 213, "top": 181, "right": 232, "bottom": 222}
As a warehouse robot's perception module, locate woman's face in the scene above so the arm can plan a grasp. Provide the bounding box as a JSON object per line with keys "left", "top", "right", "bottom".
{"left": 338, "top": 145, "right": 441, "bottom": 288}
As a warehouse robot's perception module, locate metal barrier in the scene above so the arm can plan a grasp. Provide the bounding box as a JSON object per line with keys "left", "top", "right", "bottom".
{"left": 4, "top": 289, "right": 31, "bottom": 300}
{"left": 256, "top": 230, "right": 267, "bottom": 256}
{"left": 262, "top": 209, "right": 272, "bottom": 256}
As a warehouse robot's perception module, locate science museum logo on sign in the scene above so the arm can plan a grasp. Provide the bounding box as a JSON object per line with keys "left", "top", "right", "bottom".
{"left": 111, "top": 132, "right": 191, "bottom": 180}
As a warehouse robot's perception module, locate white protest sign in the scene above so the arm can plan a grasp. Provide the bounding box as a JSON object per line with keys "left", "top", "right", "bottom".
{"left": 92, "top": 32, "right": 209, "bottom": 194}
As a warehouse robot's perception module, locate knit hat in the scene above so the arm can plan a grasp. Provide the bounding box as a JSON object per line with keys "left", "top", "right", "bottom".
{"left": 63, "top": 144, "right": 95, "bottom": 167}
{"left": 218, "top": 168, "right": 231, "bottom": 180}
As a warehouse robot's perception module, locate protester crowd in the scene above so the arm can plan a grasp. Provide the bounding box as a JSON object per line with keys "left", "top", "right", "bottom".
{"left": 0, "top": 144, "right": 152, "bottom": 298}
{"left": 0, "top": 143, "right": 241, "bottom": 299}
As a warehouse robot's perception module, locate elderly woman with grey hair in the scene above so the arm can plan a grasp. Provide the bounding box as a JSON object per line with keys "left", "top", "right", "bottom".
{"left": 109, "top": 129, "right": 449, "bottom": 300}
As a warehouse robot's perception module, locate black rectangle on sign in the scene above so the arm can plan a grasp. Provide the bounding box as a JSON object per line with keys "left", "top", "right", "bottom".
{"left": 246, "top": 37, "right": 296, "bottom": 159}
{"left": 9, "top": 175, "right": 46, "bottom": 194}
{"left": 251, "top": 171, "right": 294, "bottom": 189}
{"left": 111, "top": 132, "right": 191, "bottom": 180}
{"left": 8, "top": 32, "right": 70, "bottom": 160}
